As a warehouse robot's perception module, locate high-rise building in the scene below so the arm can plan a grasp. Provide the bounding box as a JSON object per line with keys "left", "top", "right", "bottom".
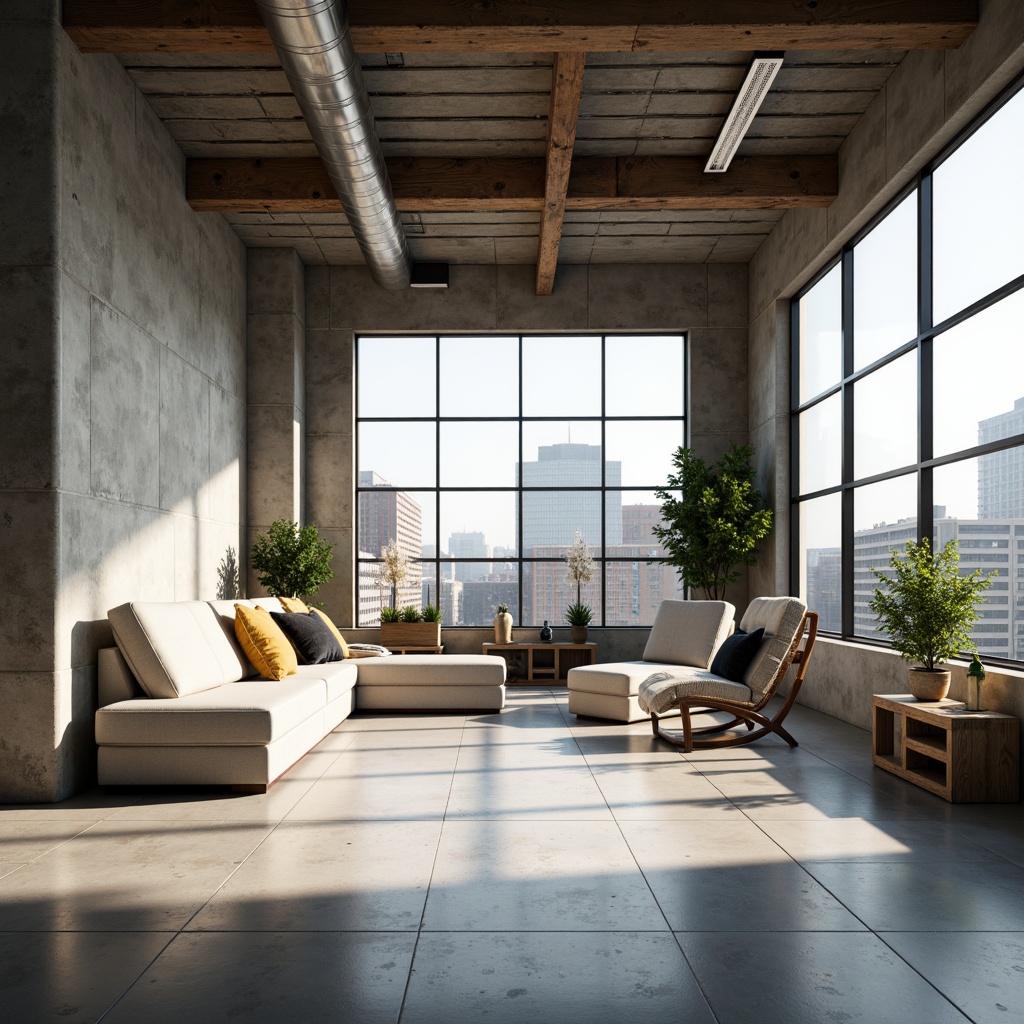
{"left": 448, "top": 531, "right": 491, "bottom": 581}
{"left": 978, "top": 397, "right": 1024, "bottom": 519}
{"left": 357, "top": 470, "right": 422, "bottom": 613}
{"left": 517, "top": 443, "right": 622, "bottom": 554}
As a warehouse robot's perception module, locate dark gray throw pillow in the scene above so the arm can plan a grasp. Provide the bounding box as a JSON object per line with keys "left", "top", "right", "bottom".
{"left": 710, "top": 626, "right": 765, "bottom": 683}
{"left": 271, "top": 610, "right": 344, "bottom": 665}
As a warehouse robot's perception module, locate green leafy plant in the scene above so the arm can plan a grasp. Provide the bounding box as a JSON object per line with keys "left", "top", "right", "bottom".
{"left": 422, "top": 604, "right": 442, "bottom": 623}
{"left": 496, "top": 602, "right": 510, "bottom": 615}
{"left": 380, "top": 606, "right": 401, "bottom": 623}
{"left": 250, "top": 519, "right": 335, "bottom": 599}
{"left": 653, "top": 443, "right": 773, "bottom": 601}
{"left": 868, "top": 538, "right": 995, "bottom": 670}
{"left": 399, "top": 605, "right": 423, "bottom": 623}
{"left": 565, "top": 601, "right": 593, "bottom": 627}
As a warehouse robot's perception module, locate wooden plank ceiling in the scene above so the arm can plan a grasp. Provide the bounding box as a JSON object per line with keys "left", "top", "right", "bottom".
{"left": 63, "top": 2, "right": 979, "bottom": 289}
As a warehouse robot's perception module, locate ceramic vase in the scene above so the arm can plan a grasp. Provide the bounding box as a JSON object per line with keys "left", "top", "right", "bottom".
{"left": 493, "top": 612, "right": 513, "bottom": 645}
{"left": 908, "top": 667, "right": 951, "bottom": 701}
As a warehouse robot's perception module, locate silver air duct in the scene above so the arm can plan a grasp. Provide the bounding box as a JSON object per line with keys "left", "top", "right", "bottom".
{"left": 255, "top": 0, "right": 411, "bottom": 290}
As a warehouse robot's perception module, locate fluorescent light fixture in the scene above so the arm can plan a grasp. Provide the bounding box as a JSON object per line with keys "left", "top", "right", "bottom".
{"left": 410, "top": 262, "right": 449, "bottom": 288}
{"left": 704, "top": 53, "right": 784, "bottom": 173}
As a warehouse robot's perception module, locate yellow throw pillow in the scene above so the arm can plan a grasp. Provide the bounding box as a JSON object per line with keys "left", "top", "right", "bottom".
{"left": 279, "top": 596, "right": 309, "bottom": 614}
{"left": 234, "top": 604, "right": 298, "bottom": 680}
{"left": 310, "top": 607, "right": 350, "bottom": 659}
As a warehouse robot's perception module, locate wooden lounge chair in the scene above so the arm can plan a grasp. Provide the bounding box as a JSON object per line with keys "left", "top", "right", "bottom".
{"left": 639, "top": 596, "right": 819, "bottom": 752}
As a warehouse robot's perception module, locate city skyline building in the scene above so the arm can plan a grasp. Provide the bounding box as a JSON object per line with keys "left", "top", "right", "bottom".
{"left": 979, "top": 397, "right": 1024, "bottom": 519}
{"left": 517, "top": 443, "right": 622, "bottom": 555}
{"left": 357, "top": 470, "right": 423, "bottom": 615}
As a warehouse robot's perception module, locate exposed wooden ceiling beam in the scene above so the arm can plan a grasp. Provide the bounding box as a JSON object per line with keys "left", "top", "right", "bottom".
{"left": 536, "top": 52, "right": 586, "bottom": 296}
{"left": 186, "top": 155, "right": 838, "bottom": 212}
{"left": 63, "top": 1, "right": 978, "bottom": 53}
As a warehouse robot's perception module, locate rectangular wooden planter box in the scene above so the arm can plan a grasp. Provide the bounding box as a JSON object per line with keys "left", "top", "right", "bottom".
{"left": 380, "top": 622, "right": 441, "bottom": 648}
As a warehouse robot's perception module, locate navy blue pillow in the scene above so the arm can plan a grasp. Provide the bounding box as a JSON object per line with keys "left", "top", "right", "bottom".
{"left": 710, "top": 627, "right": 765, "bottom": 683}
{"left": 271, "top": 611, "right": 344, "bottom": 665}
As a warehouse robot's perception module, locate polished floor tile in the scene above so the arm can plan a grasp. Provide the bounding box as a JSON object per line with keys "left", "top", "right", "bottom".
{"left": 0, "top": 931, "right": 172, "bottom": 1022}
{"left": 101, "top": 931, "right": 416, "bottom": 1024}
{"left": 677, "top": 931, "right": 972, "bottom": 1024}
{"left": 0, "top": 819, "right": 273, "bottom": 931}
{"left": 2, "top": 690, "right": 1023, "bottom": 1023}
{"left": 621, "top": 819, "right": 864, "bottom": 931}
{"left": 883, "top": 932, "right": 1024, "bottom": 1024}
{"left": 402, "top": 932, "right": 716, "bottom": 1024}
{"left": 424, "top": 820, "right": 667, "bottom": 931}
{"left": 188, "top": 820, "right": 441, "bottom": 931}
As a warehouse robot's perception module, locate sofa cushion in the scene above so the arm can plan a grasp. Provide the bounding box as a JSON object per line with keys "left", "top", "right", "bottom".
{"left": 271, "top": 610, "right": 344, "bottom": 665}
{"left": 109, "top": 601, "right": 253, "bottom": 699}
{"left": 354, "top": 654, "right": 506, "bottom": 687}
{"left": 642, "top": 600, "right": 735, "bottom": 668}
{"left": 310, "top": 607, "right": 351, "bottom": 658}
{"left": 709, "top": 627, "right": 765, "bottom": 683}
{"left": 738, "top": 596, "right": 808, "bottom": 699}
{"left": 95, "top": 677, "right": 327, "bottom": 746}
{"left": 638, "top": 670, "right": 753, "bottom": 716}
{"left": 293, "top": 661, "right": 358, "bottom": 703}
{"left": 566, "top": 661, "right": 668, "bottom": 698}
{"left": 234, "top": 605, "right": 298, "bottom": 680}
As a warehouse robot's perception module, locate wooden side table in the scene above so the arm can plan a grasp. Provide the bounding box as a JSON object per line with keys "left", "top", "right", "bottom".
{"left": 482, "top": 642, "right": 596, "bottom": 684}
{"left": 872, "top": 694, "right": 1019, "bottom": 803}
{"left": 388, "top": 645, "right": 444, "bottom": 655}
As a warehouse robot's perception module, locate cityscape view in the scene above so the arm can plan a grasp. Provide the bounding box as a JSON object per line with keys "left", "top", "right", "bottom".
{"left": 357, "top": 442, "right": 683, "bottom": 627}
{"left": 805, "top": 396, "right": 1024, "bottom": 660}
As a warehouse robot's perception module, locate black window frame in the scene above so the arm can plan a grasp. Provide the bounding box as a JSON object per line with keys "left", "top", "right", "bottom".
{"left": 355, "top": 331, "right": 689, "bottom": 628}
{"left": 790, "top": 73, "right": 1024, "bottom": 669}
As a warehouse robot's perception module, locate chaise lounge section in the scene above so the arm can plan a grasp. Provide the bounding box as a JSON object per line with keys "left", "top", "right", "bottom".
{"left": 96, "top": 598, "right": 505, "bottom": 791}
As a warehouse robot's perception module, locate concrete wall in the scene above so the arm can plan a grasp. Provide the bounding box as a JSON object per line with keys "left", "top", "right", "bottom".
{"left": 0, "top": 7, "right": 247, "bottom": 801}
{"left": 301, "top": 261, "right": 749, "bottom": 658}
{"left": 749, "top": 0, "right": 1024, "bottom": 726}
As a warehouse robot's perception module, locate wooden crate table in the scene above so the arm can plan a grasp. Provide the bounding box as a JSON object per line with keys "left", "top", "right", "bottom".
{"left": 872, "top": 694, "right": 1019, "bottom": 803}
{"left": 482, "top": 642, "right": 596, "bottom": 684}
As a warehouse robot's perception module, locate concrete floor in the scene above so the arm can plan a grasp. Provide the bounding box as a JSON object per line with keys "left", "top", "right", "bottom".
{"left": 2, "top": 690, "right": 1023, "bottom": 1023}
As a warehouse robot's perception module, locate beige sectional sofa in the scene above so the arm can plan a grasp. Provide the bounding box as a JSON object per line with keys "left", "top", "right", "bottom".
{"left": 96, "top": 598, "right": 505, "bottom": 791}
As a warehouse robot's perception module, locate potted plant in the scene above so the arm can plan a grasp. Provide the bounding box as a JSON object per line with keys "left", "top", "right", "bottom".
{"left": 868, "top": 538, "right": 995, "bottom": 701}
{"left": 379, "top": 538, "right": 409, "bottom": 613}
{"left": 653, "top": 444, "right": 772, "bottom": 600}
{"left": 250, "top": 519, "right": 334, "bottom": 601}
{"left": 493, "top": 602, "right": 513, "bottom": 644}
{"left": 380, "top": 604, "right": 442, "bottom": 649}
{"left": 564, "top": 530, "right": 595, "bottom": 642}
{"left": 566, "top": 601, "right": 593, "bottom": 644}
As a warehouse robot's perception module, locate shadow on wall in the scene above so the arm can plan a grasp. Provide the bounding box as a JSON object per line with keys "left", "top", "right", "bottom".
{"left": 217, "top": 546, "right": 240, "bottom": 600}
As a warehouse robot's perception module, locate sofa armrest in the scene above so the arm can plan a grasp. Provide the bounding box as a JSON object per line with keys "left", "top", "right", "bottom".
{"left": 98, "top": 647, "right": 145, "bottom": 707}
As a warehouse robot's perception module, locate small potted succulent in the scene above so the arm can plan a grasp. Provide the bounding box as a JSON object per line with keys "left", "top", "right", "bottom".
{"left": 566, "top": 601, "right": 593, "bottom": 644}
{"left": 868, "top": 538, "right": 995, "bottom": 701}
{"left": 493, "top": 602, "right": 513, "bottom": 644}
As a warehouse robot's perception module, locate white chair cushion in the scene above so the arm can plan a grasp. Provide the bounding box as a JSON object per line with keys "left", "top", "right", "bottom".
{"left": 738, "top": 596, "right": 808, "bottom": 699}
{"left": 638, "top": 670, "right": 753, "bottom": 716}
{"left": 567, "top": 661, "right": 667, "bottom": 698}
{"left": 642, "top": 600, "right": 735, "bottom": 668}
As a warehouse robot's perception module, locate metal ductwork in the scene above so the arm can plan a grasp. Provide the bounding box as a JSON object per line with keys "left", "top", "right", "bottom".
{"left": 256, "top": 0, "right": 411, "bottom": 289}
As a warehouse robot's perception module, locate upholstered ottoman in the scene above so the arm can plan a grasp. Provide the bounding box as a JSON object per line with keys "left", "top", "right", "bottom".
{"left": 354, "top": 654, "right": 506, "bottom": 711}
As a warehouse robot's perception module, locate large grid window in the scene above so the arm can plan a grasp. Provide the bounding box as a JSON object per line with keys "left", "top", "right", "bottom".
{"left": 356, "top": 334, "right": 687, "bottom": 627}
{"left": 792, "top": 79, "right": 1024, "bottom": 665}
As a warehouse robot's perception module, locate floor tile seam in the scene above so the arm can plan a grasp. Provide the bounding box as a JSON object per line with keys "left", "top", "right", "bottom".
{"left": 668, "top": 931, "right": 725, "bottom": 1024}
{"left": 93, "top": 932, "right": 179, "bottom": 1024}
{"left": 399, "top": 717, "right": 471, "bottom": 1024}
{"left": 945, "top": 824, "right": 1024, "bottom": 870}
{"left": 0, "top": 819, "right": 103, "bottom": 868}
{"left": 868, "top": 930, "right": 980, "bottom": 1021}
